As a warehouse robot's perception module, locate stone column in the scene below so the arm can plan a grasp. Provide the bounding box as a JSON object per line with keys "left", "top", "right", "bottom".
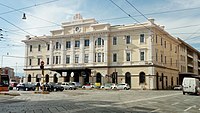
{"left": 61, "top": 39, "right": 65, "bottom": 65}
{"left": 70, "top": 38, "right": 75, "bottom": 64}
{"left": 80, "top": 37, "right": 84, "bottom": 63}
{"left": 89, "top": 36, "right": 95, "bottom": 64}
{"left": 49, "top": 40, "right": 54, "bottom": 67}
{"left": 103, "top": 35, "right": 108, "bottom": 64}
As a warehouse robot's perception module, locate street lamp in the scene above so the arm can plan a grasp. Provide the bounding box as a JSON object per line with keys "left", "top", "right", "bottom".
{"left": 70, "top": 72, "right": 74, "bottom": 82}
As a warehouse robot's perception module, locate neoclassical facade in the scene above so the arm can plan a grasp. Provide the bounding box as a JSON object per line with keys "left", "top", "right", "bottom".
{"left": 22, "top": 14, "right": 200, "bottom": 89}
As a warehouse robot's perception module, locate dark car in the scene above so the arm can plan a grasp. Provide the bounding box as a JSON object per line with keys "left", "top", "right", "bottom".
{"left": 47, "top": 83, "right": 64, "bottom": 92}
{"left": 16, "top": 83, "right": 35, "bottom": 91}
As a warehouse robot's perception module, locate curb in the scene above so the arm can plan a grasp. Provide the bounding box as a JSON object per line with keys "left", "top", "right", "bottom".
{"left": 34, "top": 91, "right": 50, "bottom": 94}
{"left": 0, "top": 92, "right": 20, "bottom": 96}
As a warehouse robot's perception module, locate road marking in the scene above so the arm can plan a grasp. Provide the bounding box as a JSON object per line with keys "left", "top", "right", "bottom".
{"left": 115, "top": 93, "right": 180, "bottom": 105}
{"left": 151, "top": 108, "right": 160, "bottom": 112}
{"left": 171, "top": 102, "right": 179, "bottom": 105}
{"left": 184, "top": 99, "right": 189, "bottom": 101}
{"left": 184, "top": 105, "right": 196, "bottom": 112}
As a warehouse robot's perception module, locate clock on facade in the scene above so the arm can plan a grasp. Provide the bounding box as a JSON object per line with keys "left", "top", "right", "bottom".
{"left": 75, "top": 26, "right": 81, "bottom": 32}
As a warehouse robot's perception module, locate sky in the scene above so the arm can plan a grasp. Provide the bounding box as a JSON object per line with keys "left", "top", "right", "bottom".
{"left": 0, "top": 0, "right": 200, "bottom": 76}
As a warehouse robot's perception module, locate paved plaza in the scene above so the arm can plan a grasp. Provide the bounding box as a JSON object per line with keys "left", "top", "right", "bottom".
{"left": 0, "top": 90, "right": 200, "bottom": 113}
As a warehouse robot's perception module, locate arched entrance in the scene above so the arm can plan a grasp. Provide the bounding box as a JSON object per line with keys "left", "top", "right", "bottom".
{"left": 64, "top": 73, "right": 70, "bottom": 82}
{"left": 156, "top": 72, "right": 159, "bottom": 90}
{"left": 139, "top": 72, "right": 145, "bottom": 84}
{"left": 125, "top": 72, "right": 131, "bottom": 87}
{"left": 45, "top": 74, "right": 49, "bottom": 83}
{"left": 161, "top": 73, "right": 164, "bottom": 89}
{"left": 82, "top": 71, "right": 89, "bottom": 84}
{"left": 36, "top": 74, "right": 41, "bottom": 82}
{"left": 53, "top": 74, "right": 58, "bottom": 83}
{"left": 28, "top": 74, "right": 31, "bottom": 82}
{"left": 96, "top": 73, "right": 102, "bottom": 83}
{"left": 73, "top": 72, "right": 79, "bottom": 82}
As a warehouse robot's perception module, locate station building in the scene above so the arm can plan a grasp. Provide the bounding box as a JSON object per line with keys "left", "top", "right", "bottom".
{"left": 22, "top": 14, "right": 200, "bottom": 89}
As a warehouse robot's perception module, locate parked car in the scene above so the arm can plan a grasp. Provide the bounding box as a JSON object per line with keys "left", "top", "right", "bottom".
{"left": 173, "top": 85, "right": 182, "bottom": 90}
{"left": 82, "top": 83, "right": 95, "bottom": 89}
{"left": 49, "top": 82, "right": 64, "bottom": 91}
{"left": 71, "top": 82, "right": 82, "bottom": 88}
{"left": 116, "top": 83, "right": 130, "bottom": 90}
{"left": 16, "top": 83, "right": 36, "bottom": 91}
{"left": 40, "top": 83, "right": 54, "bottom": 92}
{"left": 101, "top": 83, "right": 117, "bottom": 90}
{"left": 61, "top": 82, "right": 77, "bottom": 90}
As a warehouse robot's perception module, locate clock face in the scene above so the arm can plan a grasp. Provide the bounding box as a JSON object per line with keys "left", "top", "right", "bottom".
{"left": 75, "top": 26, "right": 81, "bottom": 32}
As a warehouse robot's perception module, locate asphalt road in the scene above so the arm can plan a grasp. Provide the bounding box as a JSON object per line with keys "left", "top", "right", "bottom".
{"left": 0, "top": 90, "right": 199, "bottom": 113}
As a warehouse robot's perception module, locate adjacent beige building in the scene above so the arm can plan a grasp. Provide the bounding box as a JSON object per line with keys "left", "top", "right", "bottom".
{"left": 22, "top": 14, "right": 200, "bottom": 89}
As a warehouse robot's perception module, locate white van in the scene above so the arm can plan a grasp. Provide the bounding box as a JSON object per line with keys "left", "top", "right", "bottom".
{"left": 182, "top": 77, "right": 200, "bottom": 95}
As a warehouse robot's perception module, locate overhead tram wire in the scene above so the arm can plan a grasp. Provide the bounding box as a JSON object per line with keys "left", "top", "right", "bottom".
{"left": 0, "top": 2, "right": 61, "bottom": 26}
{"left": 0, "top": 0, "right": 60, "bottom": 16}
{"left": 0, "top": 17, "right": 48, "bottom": 44}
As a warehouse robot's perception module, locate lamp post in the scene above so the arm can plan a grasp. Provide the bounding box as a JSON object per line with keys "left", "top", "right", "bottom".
{"left": 40, "top": 61, "right": 44, "bottom": 92}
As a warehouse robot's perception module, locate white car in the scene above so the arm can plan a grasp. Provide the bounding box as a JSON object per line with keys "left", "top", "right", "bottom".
{"left": 61, "top": 82, "right": 77, "bottom": 90}
{"left": 101, "top": 83, "right": 117, "bottom": 90}
{"left": 116, "top": 83, "right": 130, "bottom": 90}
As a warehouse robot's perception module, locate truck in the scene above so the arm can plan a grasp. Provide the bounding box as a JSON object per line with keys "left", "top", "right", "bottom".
{"left": 182, "top": 77, "right": 200, "bottom": 95}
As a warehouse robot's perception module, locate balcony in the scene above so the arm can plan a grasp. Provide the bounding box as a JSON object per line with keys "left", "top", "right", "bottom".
{"left": 187, "top": 54, "right": 193, "bottom": 59}
{"left": 187, "top": 64, "right": 194, "bottom": 68}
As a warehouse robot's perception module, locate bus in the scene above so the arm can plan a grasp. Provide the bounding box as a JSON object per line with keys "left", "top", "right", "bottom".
{"left": 0, "top": 74, "right": 9, "bottom": 91}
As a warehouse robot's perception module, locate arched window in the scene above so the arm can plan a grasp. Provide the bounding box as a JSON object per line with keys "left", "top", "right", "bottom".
{"left": 96, "top": 73, "right": 102, "bottom": 83}
{"left": 53, "top": 74, "right": 58, "bottom": 83}
{"left": 139, "top": 72, "right": 145, "bottom": 84}
{"left": 28, "top": 74, "right": 31, "bottom": 82}
{"left": 95, "top": 38, "right": 104, "bottom": 46}
{"left": 125, "top": 72, "right": 131, "bottom": 87}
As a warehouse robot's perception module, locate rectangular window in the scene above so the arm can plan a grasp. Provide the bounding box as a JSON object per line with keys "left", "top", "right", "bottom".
{"left": 84, "top": 39, "right": 90, "bottom": 47}
{"left": 140, "top": 34, "right": 145, "bottom": 43}
{"left": 126, "top": 52, "right": 130, "bottom": 61}
{"left": 170, "top": 58, "right": 172, "bottom": 66}
{"left": 161, "top": 38, "right": 163, "bottom": 46}
{"left": 55, "top": 56, "right": 58, "bottom": 64}
{"left": 113, "top": 37, "right": 117, "bottom": 45}
{"left": 75, "top": 55, "right": 79, "bottom": 63}
{"left": 161, "top": 54, "right": 163, "bottom": 63}
{"left": 170, "top": 44, "right": 172, "bottom": 51}
{"left": 47, "top": 58, "right": 49, "bottom": 65}
{"left": 38, "top": 45, "right": 41, "bottom": 51}
{"left": 30, "top": 45, "right": 32, "bottom": 52}
{"left": 66, "top": 55, "right": 70, "bottom": 64}
{"left": 164, "top": 41, "right": 166, "bottom": 48}
{"left": 94, "top": 53, "right": 96, "bottom": 62}
{"left": 113, "top": 53, "right": 117, "bottom": 62}
{"left": 66, "top": 41, "right": 71, "bottom": 48}
{"left": 59, "top": 56, "right": 61, "bottom": 64}
{"left": 98, "top": 38, "right": 101, "bottom": 45}
{"left": 156, "top": 52, "right": 158, "bottom": 61}
{"left": 84, "top": 54, "right": 89, "bottom": 63}
{"left": 126, "top": 35, "right": 131, "bottom": 44}
{"left": 140, "top": 51, "right": 145, "bottom": 61}
{"left": 29, "top": 59, "right": 32, "bottom": 66}
{"left": 156, "top": 35, "right": 157, "bottom": 43}
{"left": 53, "top": 56, "right": 55, "bottom": 64}
{"left": 75, "top": 40, "right": 80, "bottom": 47}
{"left": 37, "top": 58, "right": 40, "bottom": 65}
{"left": 98, "top": 53, "right": 101, "bottom": 62}
{"left": 47, "top": 44, "right": 50, "bottom": 51}
{"left": 102, "top": 53, "right": 104, "bottom": 62}
{"left": 165, "top": 56, "right": 166, "bottom": 64}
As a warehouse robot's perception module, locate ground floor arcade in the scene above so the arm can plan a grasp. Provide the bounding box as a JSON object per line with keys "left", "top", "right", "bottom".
{"left": 24, "top": 66, "right": 180, "bottom": 90}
